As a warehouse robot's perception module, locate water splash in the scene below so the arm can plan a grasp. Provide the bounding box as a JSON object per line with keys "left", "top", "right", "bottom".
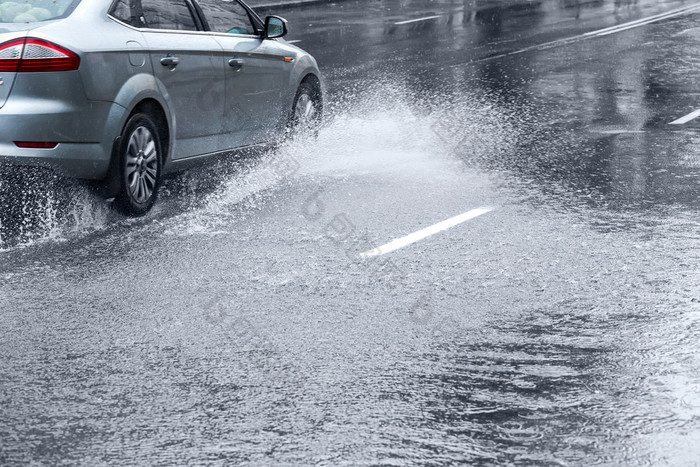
{"left": 166, "top": 81, "right": 520, "bottom": 235}
{"left": 0, "top": 167, "right": 111, "bottom": 251}
{"left": 0, "top": 81, "right": 520, "bottom": 249}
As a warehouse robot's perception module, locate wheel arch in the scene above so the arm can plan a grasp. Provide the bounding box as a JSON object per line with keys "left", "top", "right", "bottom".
{"left": 296, "top": 72, "right": 323, "bottom": 119}
{"left": 299, "top": 73, "right": 322, "bottom": 104}
{"left": 102, "top": 97, "right": 171, "bottom": 198}
{"left": 129, "top": 99, "right": 170, "bottom": 167}
{"left": 111, "top": 73, "right": 175, "bottom": 167}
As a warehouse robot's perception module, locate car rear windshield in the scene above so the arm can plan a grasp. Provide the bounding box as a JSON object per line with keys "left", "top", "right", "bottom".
{"left": 0, "top": 0, "right": 79, "bottom": 23}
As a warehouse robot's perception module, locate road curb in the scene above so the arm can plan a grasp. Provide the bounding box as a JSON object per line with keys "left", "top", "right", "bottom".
{"left": 252, "top": 0, "right": 345, "bottom": 10}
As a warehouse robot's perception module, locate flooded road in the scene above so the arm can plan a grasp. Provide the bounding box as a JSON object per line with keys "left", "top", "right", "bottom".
{"left": 2, "top": 0, "right": 700, "bottom": 464}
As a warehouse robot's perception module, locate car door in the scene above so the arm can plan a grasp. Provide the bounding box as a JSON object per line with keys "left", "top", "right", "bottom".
{"left": 194, "top": 0, "right": 289, "bottom": 148}
{"left": 139, "top": 0, "right": 227, "bottom": 159}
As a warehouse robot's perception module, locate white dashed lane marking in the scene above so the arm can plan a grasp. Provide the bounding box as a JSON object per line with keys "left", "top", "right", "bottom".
{"left": 360, "top": 207, "right": 494, "bottom": 258}
{"left": 669, "top": 108, "right": 700, "bottom": 125}
{"left": 395, "top": 15, "right": 441, "bottom": 26}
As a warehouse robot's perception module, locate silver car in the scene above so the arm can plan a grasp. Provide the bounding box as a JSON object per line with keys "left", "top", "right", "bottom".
{"left": 0, "top": 0, "right": 322, "bottom": 215}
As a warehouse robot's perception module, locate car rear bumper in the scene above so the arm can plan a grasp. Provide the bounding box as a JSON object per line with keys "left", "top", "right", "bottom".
{"left": 0, "top": 143, "right": 111, "bottom": 179}
{"left": 0, "top": 97, "right": 125, "bottom": 180}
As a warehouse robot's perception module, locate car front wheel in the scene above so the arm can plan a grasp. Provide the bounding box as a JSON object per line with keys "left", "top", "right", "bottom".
{"left": 114, "top": 113, "right": 162, "bottom": 216}
{"left": 289, "top": 82, "right": 322, "bottom": 136}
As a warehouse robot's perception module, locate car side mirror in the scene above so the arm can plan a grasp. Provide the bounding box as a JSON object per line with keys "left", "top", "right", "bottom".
{"left": 265, "top": 16, "right": 288, "bottom": 39}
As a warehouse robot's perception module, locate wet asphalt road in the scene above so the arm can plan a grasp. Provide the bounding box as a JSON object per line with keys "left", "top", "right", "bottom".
{"left": 3, "top": 0, "right": 700, "bottom": 464}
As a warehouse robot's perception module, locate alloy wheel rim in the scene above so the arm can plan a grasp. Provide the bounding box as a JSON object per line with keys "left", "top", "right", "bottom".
{"left": 295, "top": 93, "right": 316, "bottom": 124}
{"left": 125, "top": 126, "right": 158, "bottom": 204}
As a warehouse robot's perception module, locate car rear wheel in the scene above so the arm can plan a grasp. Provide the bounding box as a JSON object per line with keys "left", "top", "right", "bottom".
{"left": 289, "top": 82, "right": 321, "bottom": 136}
{"left": 113, "top": 113, "right": 162, "bottom": 216}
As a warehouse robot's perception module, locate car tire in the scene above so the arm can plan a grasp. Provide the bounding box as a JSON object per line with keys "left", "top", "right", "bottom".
{"left": 289, "top": 81, "right": 322, "bottom": 137}
{"left": 113, "top": 113, "right": 162, "bottom": 216}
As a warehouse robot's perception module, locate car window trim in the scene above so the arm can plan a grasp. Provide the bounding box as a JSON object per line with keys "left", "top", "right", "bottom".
{"left": 190, "top": 0, "right": 265, "bottom": 36}
{"left": 107, "top": 0, "right": 141, "bottom": 28}
{"left": 107, "top": 0, "right": 266, "bottom": 35}
{"left": 240, "top": 0, "right": 266, "bottom": 33}
{"left": 185, "top": 0, "right": 205, "bottom": 31}
{"left": 107, "top": 14, "right": 262, "bottom": 39}
{"left": 107, "top": 0, "right": 204, "bottom": 32}
{"left": 189, "top": 0, "right": 209, "bottom": 31}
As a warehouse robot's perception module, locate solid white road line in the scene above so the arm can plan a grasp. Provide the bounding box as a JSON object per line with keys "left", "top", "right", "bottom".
{"left": 584, "top": 5, "right": 700, "bottom": 37}
{"left": 478, "top": 3, "right": 700, "bottom": 62}
{"left": 395, "top": 15, "right": 441, "bottom": 26}
{"left": 670, "top": 108, "right": 700, "bottom": 125}
{"left": 360, "top": 207, "right": 494, "bottom": 258}
{"left": 287, "top": 40, "right": 302, "bottom": 44}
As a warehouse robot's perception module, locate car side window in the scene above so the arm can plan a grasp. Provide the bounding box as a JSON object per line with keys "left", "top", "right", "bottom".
{"left": 197, "top": 0, "right": 255, "bottom": 35}
{"left": 140, "top": 0, "right": 198, "bottom": 31}
{"left": 110, "top": 0, "right": 143, "bottom": 27}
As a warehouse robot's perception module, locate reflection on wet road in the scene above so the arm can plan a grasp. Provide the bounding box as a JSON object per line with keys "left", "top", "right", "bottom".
{"left": 3, "top": 0, "right": 700, "bottom": 464}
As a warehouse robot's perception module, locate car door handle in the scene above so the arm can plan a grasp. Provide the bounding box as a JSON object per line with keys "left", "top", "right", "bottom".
{"left": 160, "top": 55, "right": 180, "bottom": 69}
{"left": 228, "top": 58, "right": 244, "bottom": 70}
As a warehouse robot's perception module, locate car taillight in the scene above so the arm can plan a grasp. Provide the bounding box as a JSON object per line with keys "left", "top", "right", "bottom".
{"left": 0, "top": 38, "right": 79, "bottom": 73}
{"left": 0, "top": 39, "right": 23, "bottom": 72}
{"left": 20, "top": 39, "right": 80, "bottom": 72}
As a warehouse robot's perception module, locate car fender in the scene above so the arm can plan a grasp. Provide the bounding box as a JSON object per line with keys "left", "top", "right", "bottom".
{"left": 288, "top": 55, "right": 322, "bottom": 112}
{"left": 111, "top": 73, "right": 176, "bottom": 164}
